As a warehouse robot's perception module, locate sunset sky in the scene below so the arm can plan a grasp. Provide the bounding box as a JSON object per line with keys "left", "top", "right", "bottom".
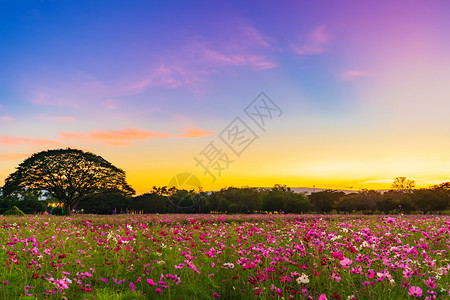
{"left": 2, "top": 0, "right": 450, "bottom": 194}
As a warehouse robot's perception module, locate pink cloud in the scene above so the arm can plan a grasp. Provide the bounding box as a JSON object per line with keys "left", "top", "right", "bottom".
{"left": 30, "top": 90, "right": 78, "bottom": 107}
{"left": 341, "top": 70, "right": 371, "bottom": 80}
{"left": 200, "top": 47, "right": 276, "bottom": 70}
{"left": 61, "top": 127, "right": 215, "bottom": 146}
{"left": 125, "top": 22, "right": 276, "bottom": 93}
{"left": 0, "top": 153, "right": 29, "bottom": 161}
{"left": 241, "top": 23, "right": 271, "bottom": 48}
{"left": 0, "top": 116, "right": 14, "bottom": 121}
{"left": 103, "top": 99, "right": 118, "bottom": 110}
{"left": 0, "top": 136, "right": 59, "bottom": 146}
{"left": 39, "top": 116, "right": 76, "bottom": 122}
{"left": 293, "top": 26, "right": 329, "bottom": 55}
{"left": 128, "top": 65, "right": 189, "bottom": 93}
{"left": 23, "top": 20, "right": 276, "bottom": 102}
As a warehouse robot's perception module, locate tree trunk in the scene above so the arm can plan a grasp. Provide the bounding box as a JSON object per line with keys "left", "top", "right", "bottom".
{"left": 65, "top": 203, "right": 72, "bottom": 215}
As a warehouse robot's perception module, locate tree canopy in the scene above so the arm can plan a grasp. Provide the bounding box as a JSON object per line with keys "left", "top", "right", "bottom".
{"left": 2, "top": 148, "right": 135, "bottom": 214}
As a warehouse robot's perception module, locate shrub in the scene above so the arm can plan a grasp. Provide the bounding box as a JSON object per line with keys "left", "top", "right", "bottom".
{"left": 52, "top": 206, "right": 67, "bottom": 216}
{"left": 3, "top": 206, "right": 25, "bottom": 216}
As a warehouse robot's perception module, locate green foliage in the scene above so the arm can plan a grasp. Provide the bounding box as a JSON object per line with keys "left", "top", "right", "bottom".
{"left": 78, "top": 193, "right": 131, "bottom": 214}
{"left": 309, "top": 190, "right": 344, "bottom": 213}
{"left": 3, "top": 206, "right": 25, "bottom": 216}
{"left": 0, "top": 188, "right": 48, "bottom": 214}
{"left": 51, "top": 206, "right": 67, "bottom": 216}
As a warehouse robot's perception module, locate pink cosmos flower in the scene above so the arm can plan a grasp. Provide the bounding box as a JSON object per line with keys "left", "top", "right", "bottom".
{"left": 155, "top": 288, "right": 162, "bottom": 294}
{"left": 319, "top": 294, "right": 327, "bottom": 300}
{"left": 408, "top": 286, "right": 423, "bottom": 297}
{"left": 55, "top": 279, "right": 69, "bottom": 290}
{"left": 340, "top": 257, "right": 353, "bottom": 267}
{"left": 147, "top": 278, "right": 157, "bottom": 286}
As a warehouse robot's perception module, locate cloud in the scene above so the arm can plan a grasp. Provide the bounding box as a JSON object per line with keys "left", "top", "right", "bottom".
{"left": 0, "top": 136, "right": 59, "bottom": 146}
{"left": 362, "top": 179, "right": 393, "bottom": 184}
{"left": 23, "top": 20, "right": 276, "bottom": 104}
{"left": 0, "top": 153, "right": 29, "bottom": 161}
{"left": 61, "top": 127, "right": 215, "bottom": 146}
{"left": 200, "top": 47, "right": 276, "bottom": 70}
{"left": 103, "top": 99, "right": 118, "bottom": 110}
{"left": 293, "top": 25, "right": 329, "bottom": 55}
{"left": 125, "top": 22, "right": 276, "bottom": 93}
{"left": 39, "top": 116, "right": 76, "bottom": 122}
{"left": 128, "top": 65, "right": 192, "bottom": 93}
{"left": 30, "top": 90, "right": 78, "bottom": 107}
{"left": 341, "top": 70, "right": 371, "bottom": 80}
{"left": 241, "top": 23, "right": 271, "bottom": 48}
{"left": 0, "top": 116, "right": 14, "bottom": 121}
{"left": 178, "top": 128, "right": 216, "bottom": 138}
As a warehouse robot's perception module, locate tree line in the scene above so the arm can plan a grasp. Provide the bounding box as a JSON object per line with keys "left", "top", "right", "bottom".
{"left": 2, "top": 182, "right": 450, "bottom": 215}
{"left": 1, "top": 149, "right": 449, "bottom": 215}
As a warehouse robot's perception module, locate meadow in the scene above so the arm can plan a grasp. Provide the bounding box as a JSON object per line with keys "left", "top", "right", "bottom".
{"left": 0, "top": 214, "right": 448, "bottom": 299}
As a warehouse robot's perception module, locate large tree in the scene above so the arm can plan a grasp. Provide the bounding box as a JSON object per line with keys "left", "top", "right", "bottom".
{"left": 392, "top": 177, "right": 415, "bottom": 193}
{"left": 2, "top": 148, "right": 135, "bottom": 215}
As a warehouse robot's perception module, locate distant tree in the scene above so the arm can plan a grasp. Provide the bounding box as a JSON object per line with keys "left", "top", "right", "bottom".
{"left": 208, "top": 187, "right": 262, "bottom": 213}
{"left": 433, "top": 182, "right": 450, "bottom": 190}
{"left": 356, "top": 189, "right": 380, "bottom": 211}
{"left": 411, "top": 188, "right": 450, "bottom": 213}
{"left": 78, "top": 193, "right": 131, "bottom": 214}
{"left": 392, "top": 177, "right": 415, "bottom": 192}
{"left": 2, "top": 149, "right": 135, "bottom": 215}
{"left": 336, "top": 193, "right": 359, "bottom": 213}
{"left": 262, "top": 185, "right": 310, "bottom": 213}
{"left": 309, "top": 190, "right": 344, "bottom": 213}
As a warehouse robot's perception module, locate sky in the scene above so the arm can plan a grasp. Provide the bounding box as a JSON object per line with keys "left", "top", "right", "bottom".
{"left": 2, "top": 0, "right": 450, "bottom": 194}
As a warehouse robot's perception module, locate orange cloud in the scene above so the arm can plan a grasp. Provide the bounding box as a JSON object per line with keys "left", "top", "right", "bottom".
{"left": 0, "top": 153, "right": 29, "bottom": 161}
{"left": 61, "top": 129, "right": 169, "bottom": 146}
{"left": 178, "top": 128, "right": 216, "bottom": 138}
{"left": 61, "top": 127, "right": 215, "bottom": 145}
{"left": 0, "top": 136, "right": 59, "bottom": 146}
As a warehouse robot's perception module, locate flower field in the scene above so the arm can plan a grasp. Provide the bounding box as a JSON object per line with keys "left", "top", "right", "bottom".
{"left": 0, "top": 214, "right": 449, "bottom": 299}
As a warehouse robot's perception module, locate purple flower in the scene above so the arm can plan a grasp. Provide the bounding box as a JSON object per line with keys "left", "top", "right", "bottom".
{"left": 408, "top": 286, "right": 423, "bottom": 297}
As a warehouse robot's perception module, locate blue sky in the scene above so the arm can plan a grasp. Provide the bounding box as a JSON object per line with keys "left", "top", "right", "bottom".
{"left": 2, "top": 0, "right": 450, "bottom": 193}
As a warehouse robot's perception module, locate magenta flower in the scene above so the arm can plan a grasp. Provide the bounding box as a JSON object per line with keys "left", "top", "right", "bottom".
{"left": 147, "top": 278, "right": 157, "bottom": 286}
{"left": 129, "top": 282, "right": 135, "bottom": 291}
{"left": 155, "top": 288, "right": 162, "bottom": 294}
{"left": 367, "top": 269, "right": 375, "bottom": 278}
{"left": 408, "top": 286, "right": 423, "bottom": 297}
{"left": 319, "top": 294, "right": 327, "bottom": 300}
